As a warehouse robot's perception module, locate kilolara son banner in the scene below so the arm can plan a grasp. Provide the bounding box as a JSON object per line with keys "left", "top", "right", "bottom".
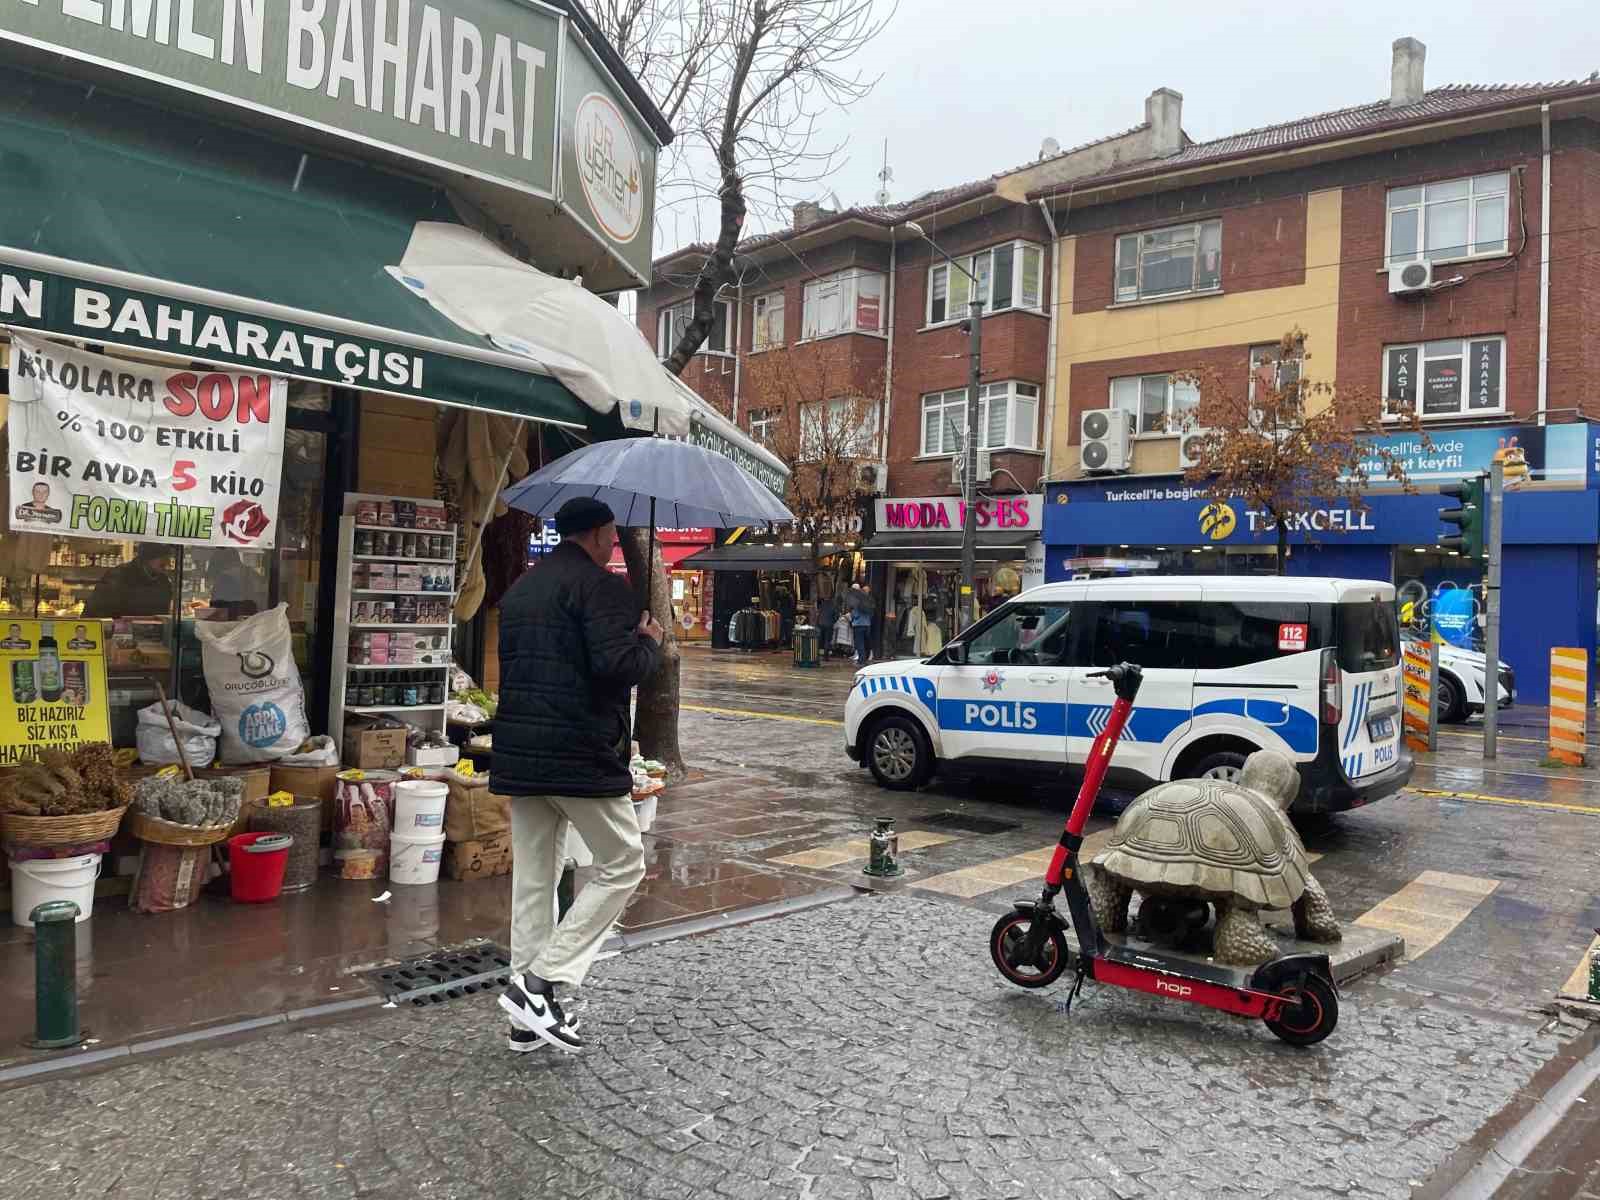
{"left": 8, "top": 334, "right": 287, "bottom": 549}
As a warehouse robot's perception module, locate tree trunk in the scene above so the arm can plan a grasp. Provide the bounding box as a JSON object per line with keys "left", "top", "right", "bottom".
{"left": 619, "top": 527, "right": 686, "bottom": 781}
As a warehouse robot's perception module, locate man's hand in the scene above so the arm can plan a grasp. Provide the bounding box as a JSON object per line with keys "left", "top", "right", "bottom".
{"left": 638, "top": 610, "right": 664, "bottom": 644}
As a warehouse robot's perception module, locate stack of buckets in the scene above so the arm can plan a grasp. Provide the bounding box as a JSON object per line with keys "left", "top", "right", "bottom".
{"left": 391, "top": 780, "right": 447, "bottom": 885}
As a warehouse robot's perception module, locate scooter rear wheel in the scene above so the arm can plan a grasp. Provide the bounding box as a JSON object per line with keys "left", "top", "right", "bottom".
{"left": 1263, "top": 974, "right": 1339, "bottom": 1046}
{"left": 990, "top": 910, "right": 1071, "bottom": 989}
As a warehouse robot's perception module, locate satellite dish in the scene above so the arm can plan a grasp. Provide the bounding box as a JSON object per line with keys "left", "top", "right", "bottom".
{"left": 1040, "top": 137, "right": 1061, "bottom": 160}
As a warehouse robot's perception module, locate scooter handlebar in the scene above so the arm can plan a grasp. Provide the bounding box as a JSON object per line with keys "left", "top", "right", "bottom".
{"left": 1086, "top": 662, "right": 1144, "bottom": 702}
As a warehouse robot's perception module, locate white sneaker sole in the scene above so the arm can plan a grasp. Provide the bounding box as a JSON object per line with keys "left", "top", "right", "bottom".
{"left": 498, "top": 990, "right": 582, "bottom": 1054}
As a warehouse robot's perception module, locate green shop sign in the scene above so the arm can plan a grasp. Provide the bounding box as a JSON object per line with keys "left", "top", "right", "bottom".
{"left": 688, "top": 415, "right": 788, "bottom": 500}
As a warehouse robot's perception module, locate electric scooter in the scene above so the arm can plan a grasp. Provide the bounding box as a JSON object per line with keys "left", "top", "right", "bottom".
{"left": 988, "top": 662, "right": 1340, "bottom": 1046}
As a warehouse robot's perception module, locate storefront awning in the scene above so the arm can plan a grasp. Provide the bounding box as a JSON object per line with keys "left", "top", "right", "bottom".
{"left": 678, "top": 544, "right": 848, "bottom": 573}
{"left": 859, "top": 530, "right": 1037, "bottom": 562}
{"left": 608, "top": 543, "right": 711, "bottom": 571}
{"left": 0, "top": 68, "right": 595, "bottom": 430}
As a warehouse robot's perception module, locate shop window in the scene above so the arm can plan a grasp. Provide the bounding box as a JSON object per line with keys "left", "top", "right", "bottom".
{"left": 920, "top": 381, "right": 1040, "bottom": 456}
{"left": 1386, "top": 173, "right": 1509, "bottom": 266}
{"left": 1114, "top": 220, "right": 1221, "bottom": 304}
{"left": 752, "top": 291, "right": 785, "bottom": 350}
{"left": 749, "top": 408, "right": 779, "bottom": 446}
{"left": 963, "top": 602, "right": 1071, "bottom": 665}
{"left": 1382, "top": 335, "right": 1504, "bottom": 419}
{"left": 926, "top": 241, "right": 1045, "bottom": 324}
{"left": 1108, "top": 372, "right": 1199, "bottom": 435}
{"left": 657, "top": 298, "right": 732, "bottom": 357}
{"left": 802, "top": 270, "right": 886, "bottom": 339}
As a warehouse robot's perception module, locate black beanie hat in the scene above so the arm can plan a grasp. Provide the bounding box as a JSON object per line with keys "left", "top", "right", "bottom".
{"left": 554, "top": 496, "right": 616, "bottom": 536}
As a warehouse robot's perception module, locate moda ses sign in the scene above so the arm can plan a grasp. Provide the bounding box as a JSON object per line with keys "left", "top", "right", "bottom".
{"left": 7, "top": 334, "right": 286, "bottom": 549}
{"left": 875, "top": 495, "right": 1043, "bottom": 532}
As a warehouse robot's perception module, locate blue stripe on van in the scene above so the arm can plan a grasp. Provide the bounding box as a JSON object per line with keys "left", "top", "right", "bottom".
{"left": 1194, "top": 699, "right": 1318, "bottom": 754}
{"left": 1343, "top": 681, "right": 1369, "bottom": 749}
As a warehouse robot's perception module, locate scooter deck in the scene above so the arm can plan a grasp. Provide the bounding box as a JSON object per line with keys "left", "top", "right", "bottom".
{"left": 1096, "top": 934, "right": 1259, "bottom": 990}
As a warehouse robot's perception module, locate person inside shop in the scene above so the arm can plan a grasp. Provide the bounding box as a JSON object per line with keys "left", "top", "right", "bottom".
{"left": 847, "top": 575, "right": 875, "bottom": 667}
{"left": 82, "top": 542, "right": 174, "bottom": 618}
{"left": 492, "top": 496, "right": 663, "bottom": 1055}
{"left": 207, "top": 547, "right": 261, "bottom": 619}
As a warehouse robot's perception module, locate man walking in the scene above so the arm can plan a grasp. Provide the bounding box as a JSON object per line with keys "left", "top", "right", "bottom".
{"left": 847, "top": 576, "right": 875, "bottom": 667}
{"left": 492, "top": 497, "right": 663, "bottom": 1053}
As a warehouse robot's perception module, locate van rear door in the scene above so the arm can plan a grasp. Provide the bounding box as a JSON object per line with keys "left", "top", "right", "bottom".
{"left": 1334, "top": 588, "right": 1403, "bottom": 781}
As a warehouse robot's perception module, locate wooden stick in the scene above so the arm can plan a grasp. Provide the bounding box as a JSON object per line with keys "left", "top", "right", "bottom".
{"left": 153, "top": 680, "right": 196, "bottom": 782}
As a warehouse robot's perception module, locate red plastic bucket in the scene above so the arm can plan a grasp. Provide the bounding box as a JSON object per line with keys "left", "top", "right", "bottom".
{"left": 229, "top": 832, "right": 292, "bottom": 903}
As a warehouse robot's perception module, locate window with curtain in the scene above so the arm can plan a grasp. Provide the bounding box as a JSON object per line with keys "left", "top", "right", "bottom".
{"left": 1386, "top": 173, "right": 1509, "bottom": 266}
{"left": 1108, "top": 373, "right": 1200, "bottom": 435}
{"left": 919, "top": 382, "right": 1040, "bottom": 454}
{"left": 1114, "top": 220, "right": 1222, "bottom": 303}
{"left": 926, "top": 241, "right": 1045, "bottom": 324}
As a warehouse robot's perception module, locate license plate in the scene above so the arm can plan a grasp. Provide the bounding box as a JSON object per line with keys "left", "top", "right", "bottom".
{"left": 1368, "top": 715, "right": 1394, "bottom": 741}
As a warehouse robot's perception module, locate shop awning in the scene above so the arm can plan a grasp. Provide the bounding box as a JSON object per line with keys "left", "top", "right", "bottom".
{"left": 859, "top": 530, "right": 1037, "bottom": 562}
{"left": 609, "top": 544, "right": 711, "bottom": 571}
{"left": 677, "top": 543, "right": 848, "bottom": 573}
{"left": 0, "top": 68, "right": 596, "bottom": 430}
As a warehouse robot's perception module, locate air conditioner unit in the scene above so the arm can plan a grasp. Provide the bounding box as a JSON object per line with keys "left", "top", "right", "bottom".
{"left": 856, "top": 462, "right": 889, "bottom": 494}
{"left": 1388, "top": 261, "right": 1433, "bottom": 296}
{"left": 950, "top": 449, "right": 992, "bottom": 485}
{"left": 1079, "top": 408, "right": 1134, "bottom": 473}
{"left": 1178, "top": 430, "right": 1207, "bottom": 469}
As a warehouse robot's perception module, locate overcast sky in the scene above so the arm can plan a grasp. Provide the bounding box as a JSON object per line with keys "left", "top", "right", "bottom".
{"left": 651, "top": 0, "right": 1600, "bottom": 252}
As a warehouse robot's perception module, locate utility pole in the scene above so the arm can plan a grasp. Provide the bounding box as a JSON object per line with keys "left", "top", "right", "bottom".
{"left": 956, "top": 296, "right": 984, "bottom": 636}
{"left": 1484, "top": 461, "right": 1504, "bottom": 761}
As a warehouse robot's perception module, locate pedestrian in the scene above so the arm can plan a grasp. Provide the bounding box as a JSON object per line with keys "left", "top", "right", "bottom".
{"left": 491, "top": 496, "right": 664, "bottom": 1054}
{"left": 847, "top": 576, "right": 875, "bottom": 667}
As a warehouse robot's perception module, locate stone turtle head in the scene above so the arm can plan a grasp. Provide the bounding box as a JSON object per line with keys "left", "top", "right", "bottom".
{"left": 1238, "top": 749, "right": 1300, "bottom": 812}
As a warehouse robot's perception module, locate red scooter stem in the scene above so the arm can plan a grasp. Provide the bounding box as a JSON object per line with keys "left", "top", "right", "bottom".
{"left": 1044, "top": 664, "right": 1141, "bottom": 887}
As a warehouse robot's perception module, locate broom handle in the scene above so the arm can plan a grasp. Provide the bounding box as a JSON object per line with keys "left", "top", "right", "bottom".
{"left": 153, "top": 680, "right": 196, "bottom": 782}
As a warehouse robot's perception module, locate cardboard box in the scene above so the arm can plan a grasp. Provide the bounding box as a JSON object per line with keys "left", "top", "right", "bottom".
{"left": 408, "top": 744, "right": 460, "bottom": 768}
{"left": 444, "top": 832, "right": 511, "bottom": 881}
{"left": 268, "top": 763, "right": 340, "bottom": 832}
{"left": 343, "top": 725, "right": 407, "bottom": 769}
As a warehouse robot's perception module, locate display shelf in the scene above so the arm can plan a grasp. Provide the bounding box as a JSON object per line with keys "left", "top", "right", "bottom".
{"left": 351, "top": 554, "right": 455, "bottom": 564}
{"left": 345, "top": 661, "right": 451, "bottom": 670}
{"left": 345, "top": 703, "right": 446, "bottom": 714}
{"left": 352, "top": 524, "right": 457, "bottom": 535}
{"left": 350, "top": 588, "right": 453, "bottom": 596}
{"left": 348, "top": 622, "right": 452, "bottom": 630}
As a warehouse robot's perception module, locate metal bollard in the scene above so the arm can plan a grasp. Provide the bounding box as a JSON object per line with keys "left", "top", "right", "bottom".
{"left": 863, "top": 817, "right": 903, "bottom": 878}
{"left": 27, "top": 900, "right": 84, "bottom": 1050}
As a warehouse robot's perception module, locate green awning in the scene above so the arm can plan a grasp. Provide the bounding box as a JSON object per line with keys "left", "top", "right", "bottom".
{"left": 0, "top": 65, "right": 596, "bottom": 430}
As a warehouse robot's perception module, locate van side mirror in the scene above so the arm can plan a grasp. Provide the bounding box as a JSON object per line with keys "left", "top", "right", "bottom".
{"left": 945, "top": 642, "right": 967, "bottom": 665}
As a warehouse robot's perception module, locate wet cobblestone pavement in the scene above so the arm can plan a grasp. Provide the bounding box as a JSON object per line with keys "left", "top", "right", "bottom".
{"left": 0, "top": 894, "right": 1568, "bottom": 1200}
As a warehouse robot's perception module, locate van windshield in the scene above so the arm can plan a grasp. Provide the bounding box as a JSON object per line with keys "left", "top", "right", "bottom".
{"left": 1337, "top": 600, "right": 1400, "bottom": 673}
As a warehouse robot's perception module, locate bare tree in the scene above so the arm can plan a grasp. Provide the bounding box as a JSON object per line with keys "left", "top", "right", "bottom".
{"left": 1181, "top": 330, "right": 1428, "bottom": 574}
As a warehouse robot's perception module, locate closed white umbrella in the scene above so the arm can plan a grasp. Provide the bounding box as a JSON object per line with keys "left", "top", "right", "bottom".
{"left": 387, "top": 222, "right": 692, "bottom": 436}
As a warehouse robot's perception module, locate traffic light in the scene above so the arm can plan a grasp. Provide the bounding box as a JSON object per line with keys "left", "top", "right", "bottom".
{"left": 1437, "top": 476, "right": 1485, "bottom": 559}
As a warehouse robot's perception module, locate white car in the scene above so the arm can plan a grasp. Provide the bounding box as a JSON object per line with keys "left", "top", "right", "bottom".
{"left": 1425, "top": 641, "right": 1515, "bottom": 723}
{"left": 845, "top": 576, "right": 1413, "bottom": 815}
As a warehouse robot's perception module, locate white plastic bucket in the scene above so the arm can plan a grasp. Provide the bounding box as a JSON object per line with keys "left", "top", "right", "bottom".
{"left": 9, "top": 853, "right": 101, "bottom": 927}
{"left": 393, "top": 780, "right": 448, "bottom": 835}
{"left": 633, "top": 794, "right": 658, "bottom": 833}
{"left": 389, "top": 831, "right": 445, "bottom": 885}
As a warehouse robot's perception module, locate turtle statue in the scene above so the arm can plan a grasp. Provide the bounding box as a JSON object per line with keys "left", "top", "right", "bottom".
{"left": 1084, "top": 750, "right": 1342, "bottom": 965}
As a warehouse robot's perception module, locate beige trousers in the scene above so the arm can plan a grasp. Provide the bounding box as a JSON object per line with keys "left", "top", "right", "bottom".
{"left": 509, "top": 793, "right": 645, "bottom": 987}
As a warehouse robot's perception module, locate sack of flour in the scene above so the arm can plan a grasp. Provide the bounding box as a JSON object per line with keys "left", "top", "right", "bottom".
{"left": 194, "top": 603, "right": 310, "bottom": 764}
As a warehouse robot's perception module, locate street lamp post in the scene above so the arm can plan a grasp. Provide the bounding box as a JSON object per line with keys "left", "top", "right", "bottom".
{"left": 903, "top": 221, "right": 983, "bottom": 635}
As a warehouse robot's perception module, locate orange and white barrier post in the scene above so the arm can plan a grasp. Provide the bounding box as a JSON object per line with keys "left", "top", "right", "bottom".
{"left": 1402, "top": 642, "right": 1436, "bottom": 752}
{"left": 1548, "top": 648, "right": 1588, "bottom": 766}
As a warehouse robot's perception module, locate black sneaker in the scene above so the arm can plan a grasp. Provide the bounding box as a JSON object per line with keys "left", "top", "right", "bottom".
{"left": 507, "top": 1014, "right": 581, "bottom": 1053}
{"left": 499, "top": 974, "right": 583, "bottom": 1053}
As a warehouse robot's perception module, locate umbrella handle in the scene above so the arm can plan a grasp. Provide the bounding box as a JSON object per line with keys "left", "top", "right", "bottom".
{"left": 646, "top": 497, "right": 656, "bottom": 612}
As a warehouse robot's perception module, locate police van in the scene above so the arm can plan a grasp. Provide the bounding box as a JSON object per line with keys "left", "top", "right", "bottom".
{"left": 844, "top": 576, "right": 1410, "bottom": 813}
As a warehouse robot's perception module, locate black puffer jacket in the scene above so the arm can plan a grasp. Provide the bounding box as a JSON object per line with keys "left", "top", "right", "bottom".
{"left": 491, "top": 542, "right": 660, "bottom": 798}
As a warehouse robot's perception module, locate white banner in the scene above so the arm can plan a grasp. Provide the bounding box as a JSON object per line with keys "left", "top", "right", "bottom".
{"left": 8, "top": 335, "right": 286, "bottom": 549}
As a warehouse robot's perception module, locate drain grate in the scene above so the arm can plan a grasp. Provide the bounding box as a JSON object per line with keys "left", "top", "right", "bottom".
{"left": 360, "top": 943, "right": 512, "bottom": 1008}
{"left": 915, "top": 810, "right": 1020, "bottom": 835}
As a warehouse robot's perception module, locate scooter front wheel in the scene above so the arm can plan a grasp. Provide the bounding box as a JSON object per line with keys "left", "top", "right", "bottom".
{"left": 1264, "top": 974, "right": 1339, "bottom": 1046}
{"left": 990, "top": 910, "right": 1071, "bottom": 989}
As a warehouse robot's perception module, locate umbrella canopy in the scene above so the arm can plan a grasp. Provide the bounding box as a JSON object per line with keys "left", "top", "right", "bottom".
{"left": 501, "top": 438, "right": 795, "bottom": 529}
{"left": 388, "top": 222, "right": 693, "bottom": 436}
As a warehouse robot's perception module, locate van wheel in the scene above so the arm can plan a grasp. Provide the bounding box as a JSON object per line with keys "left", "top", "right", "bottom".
{"left": 1189, "top": 750, "right": 1248, "bottom": 783}
{"left": 866, "top": 714, "right": 933, "bottom": 790}
{"left": 1437, "top": 673, "right": 1466, "bottom": 724}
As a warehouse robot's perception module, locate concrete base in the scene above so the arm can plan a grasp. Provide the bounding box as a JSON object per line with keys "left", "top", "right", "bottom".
{"left": 1103, "top": 921, "right": 1404, "bottom": 987}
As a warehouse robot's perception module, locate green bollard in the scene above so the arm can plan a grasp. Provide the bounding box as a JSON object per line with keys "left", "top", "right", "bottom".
{"left": 27, "top": 900, "right": 84, "bottom": 1050}
{"left": 863, "top": 818, "right": 903, "bottom": 878}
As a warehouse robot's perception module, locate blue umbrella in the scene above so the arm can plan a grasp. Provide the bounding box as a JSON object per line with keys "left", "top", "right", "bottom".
{"left": 501, "top": 437, "right": 796, "bottom": 596}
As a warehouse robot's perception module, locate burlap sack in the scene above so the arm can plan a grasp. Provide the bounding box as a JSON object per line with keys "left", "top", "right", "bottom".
{"left": 443, "top": 770, "right": 511, "bottom": 843}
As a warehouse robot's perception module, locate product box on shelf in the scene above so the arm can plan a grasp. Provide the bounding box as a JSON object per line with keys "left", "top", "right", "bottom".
{"left": 395, "top": 595, "right": 419, "bottom": 624}
{"left": 395, "top": 564, "right": 423, "bottom": 591}
{"left": 343, "top": 724, "right": 407, "bottom": 769}
{"left": 367, "top": 563, "right": 396, "bottom": 591}
{"left": 408, "top": 743, "right": 460, "bottom": 768}
{"left": 394, "top": 500, "right": 417, "bottom": 528}
{"left": 417, "top": 502, "right": 447, "bottom": 530}
{"left": 356, "top": 500, "right": 379, "bottom": 525}
{"left": 378, "top": 501, "right": 396, "bottom": 527}
{"left": 444, "top": 832, "right": 511, "bottom": 881}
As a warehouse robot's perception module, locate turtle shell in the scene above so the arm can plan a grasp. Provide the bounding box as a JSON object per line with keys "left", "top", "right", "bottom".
{"left": 1093, "top": 779, "right": 1309, "bottom": 909}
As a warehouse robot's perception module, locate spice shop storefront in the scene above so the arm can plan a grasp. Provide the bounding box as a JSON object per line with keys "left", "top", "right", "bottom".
{"left": 1044, "top": 423, "right": 1600, "bottom": 704}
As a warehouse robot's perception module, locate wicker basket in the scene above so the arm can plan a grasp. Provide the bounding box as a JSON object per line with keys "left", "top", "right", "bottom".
{"left": 0, "top": 805, "right": 127, "bottom": 847}
{"left": 126, "top": 808, "right": 235, "bottom": 847}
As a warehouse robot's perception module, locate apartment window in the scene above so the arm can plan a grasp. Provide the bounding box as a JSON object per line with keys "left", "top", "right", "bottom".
{"left": 1109, "top": 373, "right": 1200, "bottom": 435}
{"left": 1383, "top": 335, "right": 1505, "bottom": 418}
{"left": 919, "top": 381, "right": 1040, "bottom": 455}
{"left": 657, "top": 298, "right": 731, "bottom": 357}
{"left": 1387, "top": 173, "right": 1509, "bottom": 267}
{"left": 752, "top": 292, "right": 785, "bottom": 351}
{"left": 1114, "top": 220, "right": 1222, "bottom": 303}
{"left": 802, "top": 270, "right": 885, "bottom": 339}
{"left": 799, "top": 398, "right": 878, "bottom": 461}
{"left": 749, "top": 408, "right": 779, "bottom": 446}
{"left": 927, "top": 241, "right": 1045, "bottom": 324}
{"left": 1248, "top": 344, "right": 1304, "bottom": 417}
